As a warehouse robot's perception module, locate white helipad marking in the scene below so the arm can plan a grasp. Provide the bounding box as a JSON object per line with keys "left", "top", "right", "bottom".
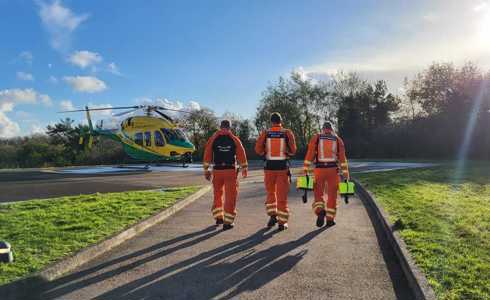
{"left": 54, "top": 164, "right": 203, "bottom": 174}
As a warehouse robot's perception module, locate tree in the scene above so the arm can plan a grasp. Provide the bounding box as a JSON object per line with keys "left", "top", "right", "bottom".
{"left": 333, "top": 74, "right": 399, "bottom": 157}
{"left": 255, "top": 72, "right": 335, "bottom": 155}
{"left": 181, "top": 108, "right": 219, "bottom": 159}
{"left": 46, "top": 118, "right": 88, "bottom": 164}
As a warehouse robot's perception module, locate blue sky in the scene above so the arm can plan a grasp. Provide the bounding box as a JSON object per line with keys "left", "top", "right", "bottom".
{"left": 1, "top": 0, "right": 489, "bottom": 137}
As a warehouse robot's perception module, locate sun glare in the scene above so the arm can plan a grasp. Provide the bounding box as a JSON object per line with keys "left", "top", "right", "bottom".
{"left": 477, "top": 9, "right": 490, "bottom": 47}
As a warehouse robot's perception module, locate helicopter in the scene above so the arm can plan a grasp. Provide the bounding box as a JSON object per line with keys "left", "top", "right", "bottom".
{"left": 61, "top": 105, "right": 196, "bottom": 167}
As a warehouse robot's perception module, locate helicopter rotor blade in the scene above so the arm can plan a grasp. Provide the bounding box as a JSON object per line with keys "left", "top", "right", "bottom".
{"left": 113, "top": 107, "right": 141, "bottom": 117}
{"left": 58, "top": 106, "right": 141, "bottom": 113}
{"left": 154, "top": 106, "right": 193, "bottom": 114}
{"left": 154, "top": 109, "right": 174, "bottom": 122}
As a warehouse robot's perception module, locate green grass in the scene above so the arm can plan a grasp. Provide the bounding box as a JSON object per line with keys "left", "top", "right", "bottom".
{"left": 357, "top": 164, "right": 490, "bottom": 300}
{"left": 0, "top": 186, "right": 199, "bottom": 285}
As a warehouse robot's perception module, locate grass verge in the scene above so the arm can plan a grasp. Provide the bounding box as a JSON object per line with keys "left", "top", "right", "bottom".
{"left": 0, "top": 186, "right": 199, "bottom": 285}
{"left": 357, "top": 164, "right": 489, "bottom": 300}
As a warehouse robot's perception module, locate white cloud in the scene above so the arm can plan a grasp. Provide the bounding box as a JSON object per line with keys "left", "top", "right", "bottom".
{"left": 88, "top": 103, "right": 113, "bottom": 117}
{"left": 16, "top": 71, "right": 34, "bottom": 81}
{"left": 63, "top": 76, "right": 107, "bottom": 93}
{"left": 0, "top": 89, "right": 40, "bottom": 137}
{"left": 39, "top": 94, "right": 52, "bottom": 106}
{"left": 107, "top": 62, "right": 122, "bottom": 75}
{"left": 49, "top": 75, "right": 58, "bottom": 84}
{"left": 135, "top": 97, "right": 200, "bottom": 119}
{"left": 0, "top": 88, "right": 53, "bottom": 118}
{"left": 19, "top": 51, "right": 33, "bottom": 64}
{"left": 188, "top": 101, "right": 201, "bottom": 110}
{"left": 69, "top": 50, "right": 102, "bottom": 68}
{"left": 38, "top": 0, "right": 89, "bottom": 52}
{"left": 0, "top": 89, "right": 37, "bottom": 112}
{"left": 0, "top": 112, "right": 21, "bottom": 138}
{"left": 59, "top": 99, "right": 75, "bottom": 111}
{"left": 30, "top": 124, "right": 46, "bottom": 135}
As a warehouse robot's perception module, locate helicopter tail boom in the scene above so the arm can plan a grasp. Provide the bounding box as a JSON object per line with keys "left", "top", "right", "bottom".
{"left": 85, "top": 106, "right": 94, "bottom": 134}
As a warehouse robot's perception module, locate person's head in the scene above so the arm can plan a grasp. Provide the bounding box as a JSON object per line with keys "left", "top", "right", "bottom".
{"left": 270, "top": 112, "right": 282, "bottom": 125}
{"left": 322, "top": 121, "right": 334, "bottom": 132}
{"left": 220, "top": 119, "right": 231, "bottom": 130}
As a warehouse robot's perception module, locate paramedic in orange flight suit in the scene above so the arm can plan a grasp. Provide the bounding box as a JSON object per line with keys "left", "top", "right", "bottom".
{"left": 255, "top": 112, "right": 297, "bottom": 231}
{"left": 304, "top": 121, "right": 349, "bottom": 227}
{"left": 203, "top": 120, "right": 248, "bottom": 230}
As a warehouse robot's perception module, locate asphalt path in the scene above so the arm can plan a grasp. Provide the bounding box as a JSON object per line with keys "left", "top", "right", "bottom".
{"left": 0, "top": 161, "right": 434, "bottom": 203}
{"left": 37, "top": 183, "right": 414, "bottom": 300}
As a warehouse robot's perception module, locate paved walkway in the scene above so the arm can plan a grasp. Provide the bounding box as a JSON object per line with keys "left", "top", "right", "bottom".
{"left": 37, "top": 183, "right": 414, "bottom": 300}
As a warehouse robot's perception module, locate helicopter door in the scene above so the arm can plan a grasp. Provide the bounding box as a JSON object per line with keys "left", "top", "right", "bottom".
{"left": 144, "top": 131, "right": 152, "bottom": 147}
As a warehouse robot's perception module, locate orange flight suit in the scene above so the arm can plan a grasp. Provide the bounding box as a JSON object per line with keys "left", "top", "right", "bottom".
{"left": 203, "top": 129, "right": 248, "bottom": 225}
{"left": 304, "top": 129, "right": 349, "bottom": 221}
{"left": 255, "top": 124, "right": 297, "bottom": 225}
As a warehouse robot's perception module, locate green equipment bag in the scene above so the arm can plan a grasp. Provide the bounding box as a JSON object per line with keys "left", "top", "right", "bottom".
{"left": 338, "top": 180, "right": 355, "bottom": 204}
{"left": 296, "top": 175, "right": 314, "bottom": 203}
{"left": 296, "top": 175, "right": 314, "bottom": 190}
{"left": 338, "top": 181, "right": 355, "bottom": 195}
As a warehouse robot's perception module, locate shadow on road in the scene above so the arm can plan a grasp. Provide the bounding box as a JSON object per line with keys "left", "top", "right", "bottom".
{"left": 39, "top": 225, "right": 221, "bottom": 299}
{"left": 92, "top": 227, "right": 326, "bottom": 300}
{"left": 38, "top": 226, "right": 328, "bottom": 300}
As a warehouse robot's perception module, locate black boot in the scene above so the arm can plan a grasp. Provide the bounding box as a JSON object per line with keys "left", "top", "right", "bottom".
{"left": 278, "top": 223, "right": 288, "bottom": 231}
{"left": 216, "top": 218, "right": 224, "bottom": 225}
{"left": 316, "top": 209, "right": 326, "bottom": 227}
{"left": 267, "top": 215, "right": 278, "bottom": 228}
{"left": 326, "top": 220, "right": 336, "bottom": 227}
{"left": 223, "top": 223, "right": 234, "bottom": 230}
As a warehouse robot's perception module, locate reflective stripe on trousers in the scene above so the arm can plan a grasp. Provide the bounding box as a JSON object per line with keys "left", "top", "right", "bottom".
{"left": 312, "top": 167, "right": 339, "bottom": 220}
{"left": 212, "top": 169, "right": 238, "bottom": 224}
{"left": 264, "top": 169, "right": 290, "bottom": 224}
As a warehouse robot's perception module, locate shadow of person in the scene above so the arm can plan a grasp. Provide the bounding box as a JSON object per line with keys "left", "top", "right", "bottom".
{"left": 94, "top": 227, "right": 328, "bottom": 300}
{"left": 39, "top": 225, "right": 221, "bottom": 300}
{"left": 222, "top": 249, "right": 308, "bottom": 300}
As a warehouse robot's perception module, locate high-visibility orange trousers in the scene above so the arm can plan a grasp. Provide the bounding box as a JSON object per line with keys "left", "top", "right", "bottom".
{"left": 212, "top": 169, "right": 238, "bottom": 224}
{"left": 312, "top": 167, "right": 339, "bottom": 221}
{"left": 264, "top": 169, "right": 290, "bottom": 224}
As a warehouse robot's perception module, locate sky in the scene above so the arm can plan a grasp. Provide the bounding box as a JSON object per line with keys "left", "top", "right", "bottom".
{"left": 1, "top": 0, "right": 490, "bottom": 137}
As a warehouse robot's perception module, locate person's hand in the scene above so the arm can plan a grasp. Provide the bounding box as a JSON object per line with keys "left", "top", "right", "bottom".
{"left": 303, "top": 167, "right": 309, "bottom": 175}
{"left": 344, "top": 173, "right": 350, "bottom": 182}
{"left": 204, "top": 170, "right": 211, "bottom": 181}
{"left": 241, "top": 168, "right": 248, "bottom": 178}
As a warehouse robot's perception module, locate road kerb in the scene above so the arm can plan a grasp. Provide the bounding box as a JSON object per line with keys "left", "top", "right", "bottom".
{"left": 353, "top": 179, "right": 437, "bottom": 300}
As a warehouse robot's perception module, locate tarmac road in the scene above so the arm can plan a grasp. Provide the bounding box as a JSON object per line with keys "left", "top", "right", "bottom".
{"left": 0, "top": 161, "right": 435, "bottom": 203}
{"left": 37, "top": 183, "right": 414, "bottom": 300}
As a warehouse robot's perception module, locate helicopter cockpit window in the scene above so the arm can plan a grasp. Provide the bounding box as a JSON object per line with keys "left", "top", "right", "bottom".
{"left": 134, "top": 132, "right": 143, "bottom": 146}
{"left": 144, "top": 131, "right": 152, "bottom": 147}
{"left": 162, "top": 128, "right": 188, "bottom": 144}
{"left": 175, "top": 129, "right": 189, "bottom": 141}
{"left": 154, "top": 131, "right": 165, "bottom": 147}
{"left": 162, "top": 128, "right": 176, "bottom": 142}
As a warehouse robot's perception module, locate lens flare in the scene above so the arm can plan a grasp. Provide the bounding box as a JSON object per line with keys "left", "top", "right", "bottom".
{"left": 453, "top": 82, "right": 488, "bottom": 185}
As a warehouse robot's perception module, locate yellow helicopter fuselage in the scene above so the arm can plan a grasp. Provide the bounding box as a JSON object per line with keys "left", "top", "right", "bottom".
{"left": 97, "top": 116, "right": 195, "bottom": 162}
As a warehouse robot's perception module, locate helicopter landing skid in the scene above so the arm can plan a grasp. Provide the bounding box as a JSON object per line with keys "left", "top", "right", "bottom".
{"left": 115, "top": 165, "right": 152, "bottom": 170}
